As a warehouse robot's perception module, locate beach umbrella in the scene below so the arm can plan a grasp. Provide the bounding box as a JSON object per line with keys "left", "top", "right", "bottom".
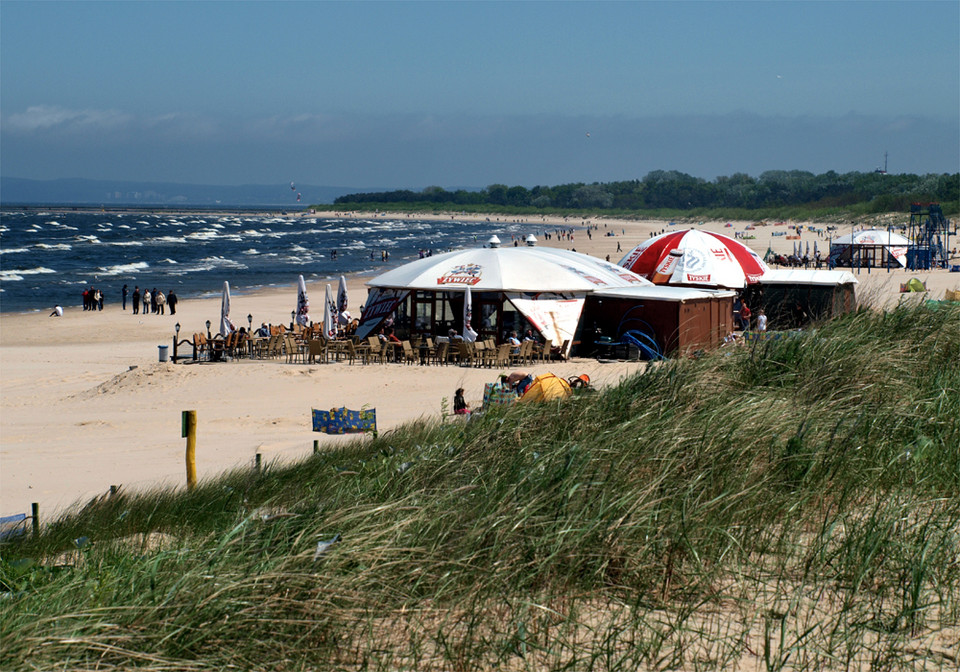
{"left": 814, "top": 241, "right": 819, "bottom": 257}
{"left": 619, "top": 229, "right": 768, "bottom": 288}
{"left": 296, "top": 275, "right": 310, "bottom": 327}
{"left": 219, "top": 281, "right": 236, "bottom": 336}
{"left": 806, "top": 241, "right": 810, "bottom": 256}
{"left": 336, "top": 275, "right": 349, "bottom": 325}
{"left": 462, "top": 285, "right": 478, "bottom": 342}
{"left": 323, "top": 284, "right": 337, "bottom": 339}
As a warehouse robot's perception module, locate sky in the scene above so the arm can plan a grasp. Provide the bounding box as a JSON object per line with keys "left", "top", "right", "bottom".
{"left": 2, "top": 1, "right": 958, "bottom": 191}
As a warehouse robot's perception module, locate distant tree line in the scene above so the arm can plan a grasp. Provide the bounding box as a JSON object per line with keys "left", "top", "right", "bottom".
{"left": 334, "top": 170, "right": 959, "bottom": 214}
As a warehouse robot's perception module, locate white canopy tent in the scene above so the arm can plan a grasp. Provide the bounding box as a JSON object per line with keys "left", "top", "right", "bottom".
{"left": 357, "top": 246, "right": 655, "bottom": 352}
{"left": 829, "top": 230, "right": 909, "bottom": 268}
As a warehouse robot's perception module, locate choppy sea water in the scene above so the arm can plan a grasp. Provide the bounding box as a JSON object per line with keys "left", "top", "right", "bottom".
{"left": 0, "top": 209, "right": 540, "bottom": 313}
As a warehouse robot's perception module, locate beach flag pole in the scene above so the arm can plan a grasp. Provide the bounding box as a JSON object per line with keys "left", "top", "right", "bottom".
{"left": 183, "top": 410, "right": 197, "bottom": 490}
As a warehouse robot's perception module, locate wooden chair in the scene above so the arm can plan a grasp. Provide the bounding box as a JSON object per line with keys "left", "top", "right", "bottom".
{"left": 538, "top": 339, "right": 553, "bottom": 363}
{"left": 510, "top": 339, "right": 531, "bottom": 366}
{"left": 345, "top": 339, "right": 369, "bottom": 365}
{"left": 192, "top": 333, "right": 207, "bottom": 361}
{"left": 552, "top": 339, "right": 570, "bottom": 361}
{"left": 284, "top": 334, "right": 306, "bottom": 364}
{"left": 433, "top": 341, "right": 448, "bottom": 366}
{"left": 307, "top": 339, "right": 327, "bottom": 364}
{"left": 400, "top": 340, "right": 418, "bottom": 365}
{"left": 472, "top": 341, "right": 486, "bottom": 367}
{"left": 457, "top": 341, "right": 475, "bottom": 367}
{"left": 493, "top": 343, "right": 512, "bottom": 368}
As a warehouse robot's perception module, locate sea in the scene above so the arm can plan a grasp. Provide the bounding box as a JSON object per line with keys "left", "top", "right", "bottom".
{"left": 0, "top": 208, "right": 542, "bottom": 314}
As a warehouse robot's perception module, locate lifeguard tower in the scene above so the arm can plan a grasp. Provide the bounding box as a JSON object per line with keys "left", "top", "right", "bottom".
{"left": 906, "top": 202, "right": 951, "bottom": 270}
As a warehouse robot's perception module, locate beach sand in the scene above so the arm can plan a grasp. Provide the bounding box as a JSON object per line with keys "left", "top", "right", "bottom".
{"left": 2, "top": 213, "right": 958, "bottom": 518}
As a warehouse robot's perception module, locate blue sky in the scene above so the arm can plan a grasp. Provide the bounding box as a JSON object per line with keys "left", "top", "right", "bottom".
{"left": 2, "top": 1, "right": 957, "bottom": 190}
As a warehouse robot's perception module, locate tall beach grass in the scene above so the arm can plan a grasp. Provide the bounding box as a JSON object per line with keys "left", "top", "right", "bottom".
{"left": 2, "top": 302, "right": 958, "bottom": 670}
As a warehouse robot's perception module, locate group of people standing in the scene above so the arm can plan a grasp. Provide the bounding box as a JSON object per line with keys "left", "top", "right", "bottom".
{"left": 81, "top": 287, "right": 104, "bottom": 311}
{"left": 733, "top": 295, "right": 766, "bottom": 332}
{"left": 125, "top": 285, "right": 178, "bottom": 316}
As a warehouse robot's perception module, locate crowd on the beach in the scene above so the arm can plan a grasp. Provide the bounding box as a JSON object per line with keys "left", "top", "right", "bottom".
{"left": 122, "top": 285, "right": 179, "bottom": 316}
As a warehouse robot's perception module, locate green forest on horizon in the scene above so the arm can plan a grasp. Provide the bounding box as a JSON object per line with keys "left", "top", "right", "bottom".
{"left": 333, "top": 169, "right": 960, "bottom": 219}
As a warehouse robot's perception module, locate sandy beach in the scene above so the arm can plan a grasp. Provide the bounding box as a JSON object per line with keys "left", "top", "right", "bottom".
{"left": 2, "top": 212, "right": 958, "bottom": 519}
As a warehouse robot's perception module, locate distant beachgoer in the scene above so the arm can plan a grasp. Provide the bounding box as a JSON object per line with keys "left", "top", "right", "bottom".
{"left": 150, "top": 288, "right": 158, "bottom": 314}
{"left": 122, "top": 284, "right": 128, "bottom": 311}
{"left": 143, "top": 289, "right": 151, "bottom": 314}
{"left": 757, "top": 309, "right": 767, "bottom": 332}
{"left": 96, "top": 288, "right": 103, "bottom": 311}
{"left": 167, "top": 290, "right": 178, "bottom": 315}
{"left": 50, "top": 305, "right": 63, "bottom": 317}
{"left": 155, "top": 291, "right": 166, "bottom": 315}
{"left": 453, "top": 388, "right": 470, "bottom": 415}
{"left": 132, "top": 286, "right": 140, "bottom": 315}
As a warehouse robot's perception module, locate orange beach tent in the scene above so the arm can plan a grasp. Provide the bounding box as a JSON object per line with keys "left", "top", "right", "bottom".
{"left": 517, "top": 373, "right": 573, "bottom": 403}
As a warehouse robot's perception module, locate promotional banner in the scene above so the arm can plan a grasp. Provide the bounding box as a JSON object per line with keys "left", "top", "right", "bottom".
{"left": 507, "top": 296, "right": 585, "bottom": 357}
{"left": 355, "top": 288, "right": 410, "bottom": 341}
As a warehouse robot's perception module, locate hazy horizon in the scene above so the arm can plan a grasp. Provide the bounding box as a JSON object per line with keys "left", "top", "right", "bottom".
{"left": 2, "top": 2, "right": 957, "bottom": 193}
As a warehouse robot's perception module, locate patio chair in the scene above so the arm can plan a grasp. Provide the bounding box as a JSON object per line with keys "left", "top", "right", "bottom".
{"left": 400, "top": 340, "right": 418, "bottom": 365}
{"left": 284, "top": 334, "right": 306, "bottom": 364}
{"left": 306, "top": 338, "right": 327, "bottom": 364}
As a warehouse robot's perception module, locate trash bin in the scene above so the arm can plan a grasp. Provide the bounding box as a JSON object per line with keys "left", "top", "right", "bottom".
{"left": 158, "top": 345, "right": 169, "bottom": 362}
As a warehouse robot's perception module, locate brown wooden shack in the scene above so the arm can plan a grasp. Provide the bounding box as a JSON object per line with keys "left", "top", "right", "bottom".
{"left": 581, "top": 286, "right": 735, "bottom": 358}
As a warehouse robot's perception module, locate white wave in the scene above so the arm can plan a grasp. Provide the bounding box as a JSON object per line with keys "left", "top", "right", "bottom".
{"left": 136, "top": 221, "right": 150, "bottom": 226}
{"left": 35, "top": 243, "right": 73, "bottom": 251}
{"left": 75, "top": 234, "right": 100, "bottom": 243}
{"left": 44, "top": 221, "right": 58, "bottom": 226}
{"left": 97, "top": 261, "right": 149, "bottom": 276}
{"left": 242, "top": 248, "right": 260, "bottom": 255}
{"left": 106, "top": 241, "right": 144, "bottom": 247}
{"left": 152, "top": 236, "right": 188, "bottom": 244}
{"left": 186, "top": 230, "right": 220, "bottom": 241}
{"left": 1, "top": 247, "right": 31, "bottom": 254}
{"left": 159, "top": 258, "right": 179, "bottom": 264}
{"left": 169, "top": 256, "right": 247, "bottom": 275}
{"left": 0, "top": 266, "right": 56, "bottom": 282}
{"left": 241, "top": 229, "right": 266, "bottom": 237}
{"left": 119, "top": 224, "right": 134, "bottom": 229}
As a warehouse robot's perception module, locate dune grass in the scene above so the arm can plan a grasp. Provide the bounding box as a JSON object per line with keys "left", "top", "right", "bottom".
{"left": 2, "top": 302, "right": 959, "bottom": 670}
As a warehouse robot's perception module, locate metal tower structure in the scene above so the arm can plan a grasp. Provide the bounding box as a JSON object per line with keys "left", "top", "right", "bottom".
{"left": 906, "top": 202, "right": 951, "bottom": 269}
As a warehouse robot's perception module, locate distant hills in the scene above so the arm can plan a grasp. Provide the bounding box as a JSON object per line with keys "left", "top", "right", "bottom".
{"left": 0, "top": 177, "right": 381, "bottom": 207}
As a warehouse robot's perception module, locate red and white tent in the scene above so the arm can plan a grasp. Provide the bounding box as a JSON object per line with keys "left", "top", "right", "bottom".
{"left": 619, "top": 229, "right": 769, "bottom": 288}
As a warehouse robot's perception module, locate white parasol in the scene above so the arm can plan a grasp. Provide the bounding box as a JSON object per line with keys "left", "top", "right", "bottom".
{"left": 323, "top": 284, "right": 337, "bottom": 339}
{"left": 336, "top": 275, "right": 349, "bottom": 325}
{"left": 219, "top": 281, "right": 236, "bottom": 336}
{"left": 462, "top": 285, "right": 478, "bottom": 342}
{"left": 296, "top": 275, "right": 310, "bottom": 326}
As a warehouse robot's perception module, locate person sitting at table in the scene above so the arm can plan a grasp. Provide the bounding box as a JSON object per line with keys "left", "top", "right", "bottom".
{"left": 386, "top": 327, "right": 401, "bottom": 344}
{"left": 507, "top": 331, "right": 522, "bottom": 353}
{"left": 256, "top": 322, "right": 270, "bottom": 337}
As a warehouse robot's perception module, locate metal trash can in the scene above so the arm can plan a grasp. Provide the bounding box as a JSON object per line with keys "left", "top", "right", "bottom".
{"left": 158, "top": 345, "right": 169, "bottom": 362}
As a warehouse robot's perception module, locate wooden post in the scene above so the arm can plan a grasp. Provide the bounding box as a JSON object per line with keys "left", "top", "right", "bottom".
{"left": 183, "top": 410, "right": 197, "bottom": 490}
{"left": 255, "top": 453, "right": 262, "bottom": 472}
{"left": 172, "top": 335, "right": 178, "bottom": 363}
{"left": 31, "top": 502, "right": 39, "bottom": 537}
{"left": 313, "top": 440, "right": 319, "bottom": 455}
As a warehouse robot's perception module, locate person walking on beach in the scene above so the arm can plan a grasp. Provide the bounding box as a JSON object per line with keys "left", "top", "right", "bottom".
{"left": 132, "top": 286, "right": 140, "bottom": 315}
{"left": 122, "top": 284, "right": 128, "bottom": 311}
{"left": 142, "top": 288, "right": 151, "bottom": 314}
{"left": 150, "top": 288, "right": 158, "bottom": 314}
{"left": 167, "top": 290, "right": 178, "bottom": 315}
{"left": 96, "top": 288, "right": 103, "bottom": 311}
{"left": 155, "top": 290, "right": 166, "bottom": 315}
